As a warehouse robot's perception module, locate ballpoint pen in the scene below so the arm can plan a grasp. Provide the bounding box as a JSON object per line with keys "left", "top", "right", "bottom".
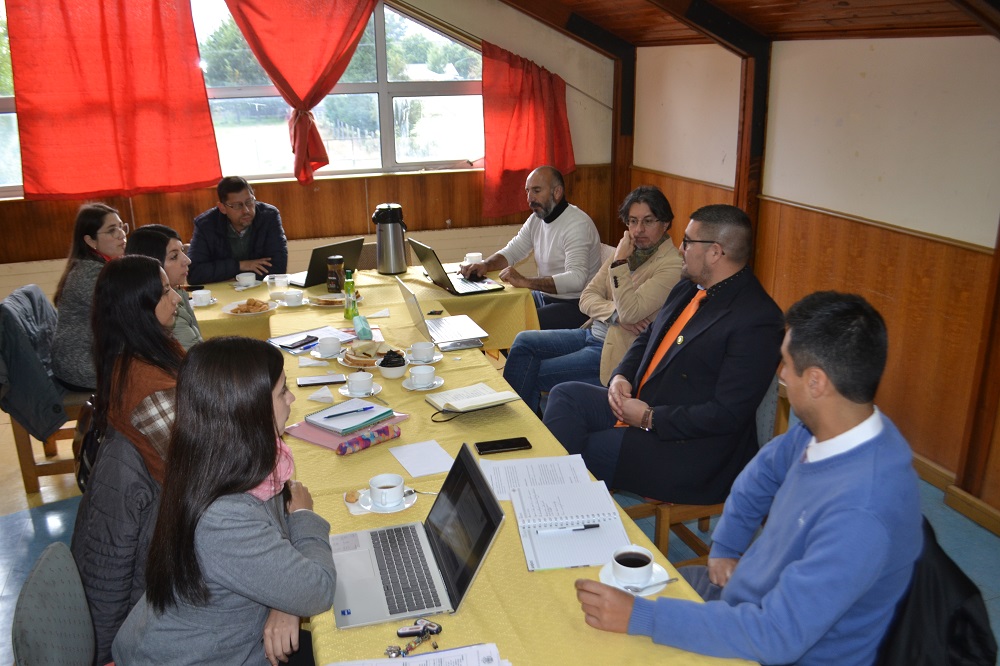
{"left": 300, "top": 342, "right": 319, "bottom": 352}
{"left": 324, "top": 405, "right": 376, "bottom": 419}
{"left": 536, "top": 524, "right": 600, "bottom": 535}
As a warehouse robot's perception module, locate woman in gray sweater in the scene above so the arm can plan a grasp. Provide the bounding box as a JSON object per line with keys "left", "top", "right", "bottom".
{"left": 112, "top": 338, "right": 336, "bottom": 666}
{"left": 52, "top": 203, "right": 128, "bottom": 390}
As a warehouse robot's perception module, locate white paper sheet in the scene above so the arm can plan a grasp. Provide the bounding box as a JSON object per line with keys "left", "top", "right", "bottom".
{"left": 324, "top": 643, "right": 504, "bottom": 666}
{"left": 307, "top": 386, "right": 335, "bottom": 403}
{"left": 478, "top": 454, "right": 590, "bottom": 501}
{"left": 389, "top": 440, "right": 454, "bottom": 477}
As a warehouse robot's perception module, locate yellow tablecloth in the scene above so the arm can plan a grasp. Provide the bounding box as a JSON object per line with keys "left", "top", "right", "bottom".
{"left": 253, "top": 307, "right": 753, "bottom": 666}
{"left": 194, "top": 266, "right": 538, "bottom": 350}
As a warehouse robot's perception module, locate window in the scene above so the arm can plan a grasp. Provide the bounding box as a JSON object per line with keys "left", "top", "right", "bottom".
{"left": 0, "top": 2, "right": 22, "bottom": 193}
{"left": 192, "top": 0, "right": 483, "bottom": 178}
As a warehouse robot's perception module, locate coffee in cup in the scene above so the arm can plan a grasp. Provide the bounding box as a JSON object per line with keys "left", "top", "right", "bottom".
{"left": 191, "top": 289, "right": 212, "bottom": 306}
{"left": 409, "top": 365, "right": 435, "bottom": 388}
{"left": 347, "top": 371, "right": 374, "bottom": 396}
{"left": 369, "top": 473, "right": 405, "bottom": 509}
{"left": 410, "top": 341, "right": 435, "bottom": 362}
{"left": 317, "top": 337, "right": 341, "bottom": 357}
{"left": 611, "top": 545, "right": 654, "bottom": 587}
{"left": 236, "top": 272, "right": 256, "bottom": 287}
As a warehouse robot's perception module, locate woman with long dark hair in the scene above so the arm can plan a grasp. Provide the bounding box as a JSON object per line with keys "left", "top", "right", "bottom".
{"left": 51, "top": 202, "right": 129, "bottom": 390}
{"left": 126, "top": 224, "right": 202, "bottom": 349}
{"left": 71, "top": 255, "right": 184, "bottom": 664}
{"left": 113, "top": 337, "right": 336, "bottom": 666}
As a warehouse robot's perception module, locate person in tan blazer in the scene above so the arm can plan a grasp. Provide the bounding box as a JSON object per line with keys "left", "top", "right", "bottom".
{"left": 503, "top": 186, "right": 682, "bottom": 413}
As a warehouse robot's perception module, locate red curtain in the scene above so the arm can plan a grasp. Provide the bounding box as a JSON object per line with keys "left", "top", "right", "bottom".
{"left": 225, "top": 0, "right": 377, "bottom": 185}
{"left": 6, "top": 0, "right": 221, "bottom": 200}
{"left": 481, "top": 41, "right": 576, "bottom": 219}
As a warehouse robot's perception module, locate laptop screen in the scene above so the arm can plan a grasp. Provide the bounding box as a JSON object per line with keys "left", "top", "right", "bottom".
{"left": 423, "top": 444, "right": 505, "bottom": 610}
{"left": 395, "top": 277, "right": 432, "bottom": 340}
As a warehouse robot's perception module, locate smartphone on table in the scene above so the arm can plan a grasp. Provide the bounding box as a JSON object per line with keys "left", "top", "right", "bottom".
{"left": 475, "top": 437, "right": 532, "bottom": 455}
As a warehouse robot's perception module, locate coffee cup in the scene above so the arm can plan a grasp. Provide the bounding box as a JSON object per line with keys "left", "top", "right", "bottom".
{"left": 236, "top": 272, "right": 257, "bottom": 287}
{"left": 464, "top": 252, "right": 483, "bottom": 265}
{"left": 191, "top": 289, "right": 212, "bottom": 306}
{"left": 611, "top": 545, "right": 654, "bottom": 587}
{"left": 369, "top": 473, "right": 405, "bottom": 509}
{"left": 265, "top": 273, "right": 289, "bottom": 299}
{"left": 410, "top": 341, "right": 435, "bottom": 362}
{"left": 283, "top": 288, "right": 304, "bottom": 306}
{"left": 409, "top": 365, "right": 436, "bottom": 388}
{"left": 347, "top": 371, "right": 374, "bottom": 396}
{"left": 317, "top": 337, "right": 341, "bottom": 357}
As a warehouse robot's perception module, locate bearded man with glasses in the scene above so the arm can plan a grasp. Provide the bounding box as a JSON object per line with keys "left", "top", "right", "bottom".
{"left": 188, "top": 176, "right": 288, "bottom": 284}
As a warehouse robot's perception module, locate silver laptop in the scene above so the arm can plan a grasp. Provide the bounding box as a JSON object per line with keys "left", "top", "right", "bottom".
{"left": 408, "top": 238, "right": 504, "bottom": 296}
{"left": 330, "top": 444, "right": 505, "bottom": 628}
{"left": 395, "top": 277, "right": 489, "bottom": 346}
{"left": 289, "top": 237, "right": 365, "bottom": 288}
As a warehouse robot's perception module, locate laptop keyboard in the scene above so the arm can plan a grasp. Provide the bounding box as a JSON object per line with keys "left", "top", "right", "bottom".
{"left": 451, "top": 276, "right": 494, "bottom": 293}
{"left": 371, "top": 525, "right": 441, "bottom": 615}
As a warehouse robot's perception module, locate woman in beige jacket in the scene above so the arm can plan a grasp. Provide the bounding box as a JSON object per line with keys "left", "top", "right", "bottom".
{"left": 503, "top": 186, "right": 682, "bottom": 413}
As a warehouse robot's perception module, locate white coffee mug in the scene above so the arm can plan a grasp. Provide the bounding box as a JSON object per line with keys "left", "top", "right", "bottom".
{"left": 410, "top": 341, "right": 435, "bottom": 362}
{"left": 369, "top": 473, "right": 405, "bottom": 509}
{"left": 409, "top": 365, "right": 435, "bottom": 388}
{"left": 283, "top": 288, "right": 304, "bottom": 306}
{"left": 191, "top": 289, "right": 212, "bottom": 306}
{"left": 317, "top": 338, "right": 341, "bottom": 357}
{"left": 611, "top": 545, "right": 654, "bottom": 587}
{"left": 464, "top": 252, "right": 483, "bottom": 265}
{"left": 236, "top": 272, "right": 256, "bottom": 287}
{"left": 347, "top": 371, "right": 374, "bottom": 396}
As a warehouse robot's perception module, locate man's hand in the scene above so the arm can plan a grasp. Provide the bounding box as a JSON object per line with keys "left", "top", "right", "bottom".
{"left": 619, "top": 316, "right": 654, "bottom": 336}
{"left": 608, "top": 375, "right": 633, "bottom": 415}
{"left": 498, "top": 265, "right": 530, "bottom": 288}
{"left": 286, "top": 480, "right": 313, "bottom": 513}
{"left": 459, "top": 261, "right": 487, "bottom": 279}
{"left": 240, "top": 257, "right": 273, "bottom": 275}
{"left": 613, "top": 230, "right": 635, "bottom": 262}
{"left": 575, "top": 579, "right": 634, "bottom": 633}
{"left": 263, "top": 609, "right": 300, "bottom": 665}
{"left": 708, "top": 557, "right": 739, "bottom": 588}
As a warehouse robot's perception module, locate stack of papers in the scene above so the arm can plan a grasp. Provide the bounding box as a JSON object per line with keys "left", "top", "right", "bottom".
{"left": 305, "top": 399, "right": 393, "bottom": 435}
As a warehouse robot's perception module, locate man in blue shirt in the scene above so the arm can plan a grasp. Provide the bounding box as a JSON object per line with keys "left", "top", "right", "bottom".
{"left": 576, "top": 291, "right": 923, "bottom": 665}
{"left": 188, "top": 176, "right": 288, "bottom": 284}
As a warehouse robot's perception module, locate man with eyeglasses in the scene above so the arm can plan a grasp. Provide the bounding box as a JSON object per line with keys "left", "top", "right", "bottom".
{"left": 188, "top": 176, "right": 288, "bottom": 284}
{"left": 544, "top": 204, "right": 783, "bottom": 506}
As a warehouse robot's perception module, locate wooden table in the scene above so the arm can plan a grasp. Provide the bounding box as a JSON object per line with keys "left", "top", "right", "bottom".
{"left": 257, "top": 306, "right": 754, "bottom": 666}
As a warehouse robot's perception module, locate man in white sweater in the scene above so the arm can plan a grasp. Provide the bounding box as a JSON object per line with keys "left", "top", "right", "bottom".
{"left": 460, "top": 166, "right": 602, "bottom": 329}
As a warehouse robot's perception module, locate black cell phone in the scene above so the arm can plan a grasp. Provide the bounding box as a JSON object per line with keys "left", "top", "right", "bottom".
{"left": 182, "top": 284, "right": 205, "bottom": 292}
{"left": 475, "top": 437, "right": 532, "bottom": 455}
{"left": 280, "top": 335, "right": 318, "bottom": 350}
{"left": 296, "top": 374, "right": 347, "bottom": 387}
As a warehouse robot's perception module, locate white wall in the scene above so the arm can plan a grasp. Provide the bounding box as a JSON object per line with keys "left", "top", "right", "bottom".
{"left": 633, "top": 45, "right": 741, "bottom": 187}
{"left": 764, "top": 36, "right": 1000, "bottom": 248}
{"left": 405, "top": 0, "right": 614, "bottom": 165}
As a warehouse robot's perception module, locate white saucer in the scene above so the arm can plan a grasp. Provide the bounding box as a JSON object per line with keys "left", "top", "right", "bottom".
{"left": 310, "top": 349, "right": 344, "bottom": 360}
{"left": 405, "top": 351, "right": 444, "bottom": 365}
{"left": 358, "top": 488, "right": 417, "bottom": 514}
{"left": 338, "top": 383, "right": 383, "bottom": 398}
{"left": 598, "top": 562, "right": 671, "bottom": 596}
{"left": 191, "top": 297, "right": 218, "bottom": 307}
{"left": 280, "top": 298, "right": 309, "bottom": 308}
{"left": 402, "top": 376, "right": 444, "bottom": 391}
{"left": 232, "top": 279, "right": 263, "bottom": 289}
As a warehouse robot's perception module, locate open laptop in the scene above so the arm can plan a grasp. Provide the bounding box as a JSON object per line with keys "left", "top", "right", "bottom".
{"left": 330, "top": 444, "right": 505, "bottom": 628}
{"left": 289, "top": 237, "right": 365, "bottom": 288}
{"left": 395, "top": 277, "right": 489, "bottom": 348}
{"left": 408, "top": 238, "right": 504, "bottom": 296}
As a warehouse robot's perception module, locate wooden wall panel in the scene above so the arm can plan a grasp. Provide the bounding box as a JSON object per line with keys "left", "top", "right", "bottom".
{"left": 755, "top": 198, "right": 993, "bottom": 473}
{"left": 628, "top": 167, "right": 733, "bottom": 247}
{"left": 0, "top": 165, "right": 612, "bottom": 264}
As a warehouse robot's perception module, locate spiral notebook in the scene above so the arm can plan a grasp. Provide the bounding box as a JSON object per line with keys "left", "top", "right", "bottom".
{"left": 510, "top": 481, "right": 630, "bottom": 571}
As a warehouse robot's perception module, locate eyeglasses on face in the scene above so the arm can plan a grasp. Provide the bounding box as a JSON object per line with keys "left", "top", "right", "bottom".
{"left": 681, "top": 236, "right": 720, "bottom": 251}
{"left": 98, "top": 223, "right": 129, "bottom": 237}
{"left": 625, "top": 217, "right": 662, "bottom": 230}
{"left": 223, "top": 197, "right": 257, "bottom": 211}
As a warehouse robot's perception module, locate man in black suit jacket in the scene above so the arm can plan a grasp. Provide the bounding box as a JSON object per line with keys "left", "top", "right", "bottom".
{"left": 543, "top": 204, "right": 783, "bottom": 504}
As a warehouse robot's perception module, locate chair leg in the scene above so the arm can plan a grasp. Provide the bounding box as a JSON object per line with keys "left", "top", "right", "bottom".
{"left": 11, "top": 419, "right": 41, "bottom": 494}
{"left": 42, "top": 435, "right": 59, "bottom": 457}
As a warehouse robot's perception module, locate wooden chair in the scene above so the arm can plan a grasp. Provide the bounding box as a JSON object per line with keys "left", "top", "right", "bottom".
{"left": 623, "top": 374, "right": 781, "bottom": 565}
{"left": 11, "top": 394, "right": 89, "bottom": 494}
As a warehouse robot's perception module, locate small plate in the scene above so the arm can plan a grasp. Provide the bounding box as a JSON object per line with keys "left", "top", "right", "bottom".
{"left": 401, "top": 376, "right": 444, "bottom": 391}
{"left": 280, "top": 298, "right": 310, "bottom": 308}
{"left": 232, "top": 279, "right": 264, "bottom": 289}
{"left": 598, "top": 562, "right": 671, "bottom": 597}
{"left": 405, "top": 351, "right": 444, "bottom": 365}
{"left": 358, "top": 488, "right": 417, "bottom": 514}
{"left": 221, "top": 300, "right": 278, "bottom": 316}
{"left": 338, "top": 383, "right": 383, "bottom": 398}
{"left": 310, "top": 349, "right": 344, "bottom": 360}
{"left": 191, "top": 297, "right": 218, "bottom": 307}
{"left": 310, "top": 293, "right": 365, "bottom": 308}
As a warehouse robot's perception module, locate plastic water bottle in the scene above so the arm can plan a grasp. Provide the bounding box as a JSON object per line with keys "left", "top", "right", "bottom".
{"left": 343, "top": 269, "right": 358, "bottom": 320}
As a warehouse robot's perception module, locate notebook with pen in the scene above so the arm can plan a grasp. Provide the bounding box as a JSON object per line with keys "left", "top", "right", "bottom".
{"left": 305, "top": 399, "right": 394, "bottom": 435}
{"left": 510, "top": 480, "right": 630, "bottom": 571}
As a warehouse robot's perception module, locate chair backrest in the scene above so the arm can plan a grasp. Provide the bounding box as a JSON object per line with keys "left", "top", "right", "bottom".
{"left": 600, "top": 243, "right": 616, "bottom": 264}
{"left": 755, "top": 373, "right": 780, "bottom": 447}
{"left": 12, "top": 542, "right": 96, "bottom": 666}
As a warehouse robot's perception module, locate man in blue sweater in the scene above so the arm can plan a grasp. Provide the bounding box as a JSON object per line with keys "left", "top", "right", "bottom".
{"left": 576, "top": 291, "right": 923, "bottom": 665}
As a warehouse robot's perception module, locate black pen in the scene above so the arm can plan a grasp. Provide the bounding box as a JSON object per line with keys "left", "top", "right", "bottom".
{"left": 536, "top": 524, "right": 600, "bottom": 535}
{"left": 324, "top": 405, "right": 375, "bottom": 419}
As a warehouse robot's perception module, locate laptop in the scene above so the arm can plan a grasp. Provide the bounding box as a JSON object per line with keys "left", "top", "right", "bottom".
{"left": 330, "top": 443, "right": 505, "bottom": 628}
{"left": 395, "top": 277, "right": 489, "bottom": 347}
{"left": 407, "top": 238, "right": 504, "bottom": 296}
{"left": 289, "top": 237, "right": 365, "bottom": 288}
